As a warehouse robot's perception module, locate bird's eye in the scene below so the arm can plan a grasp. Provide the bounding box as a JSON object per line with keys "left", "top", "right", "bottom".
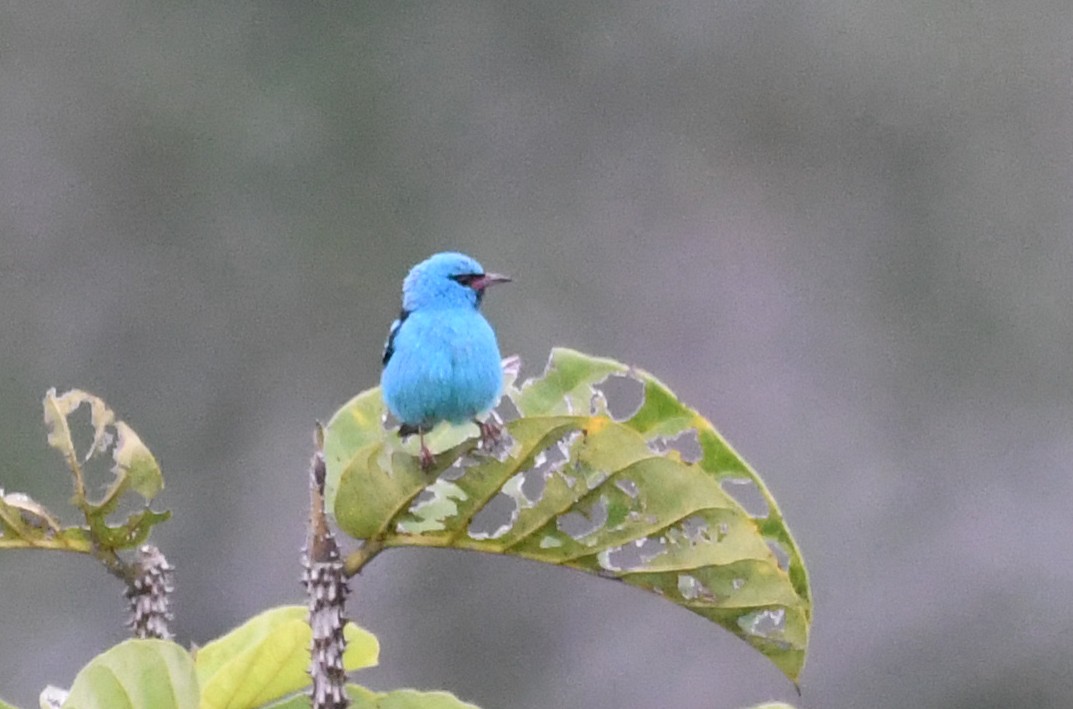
{"left": 451, "top": 273, "right": 481, "bottom": 286}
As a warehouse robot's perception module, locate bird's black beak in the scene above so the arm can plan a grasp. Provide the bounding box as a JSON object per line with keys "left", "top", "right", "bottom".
{"left": 469, "top": 272, "right": 511, "bottom": 291}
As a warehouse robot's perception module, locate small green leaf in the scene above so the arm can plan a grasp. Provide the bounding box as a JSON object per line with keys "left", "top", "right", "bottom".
{"left": 326, "top": 348, "right": 812, "bottom": 683}
{"left": 0, "top": 491, "right": 92, "bottom": 552}
{"left": 0, "top": 488, "right": 168, "bottom": 554}
{"left": 196, "top": 605, "right": 379, "bottom": 709}
{"left": 31, "top": 390, "right": 170, "bottom": 558}
{"left": 347, "top": 685, "right": 482, "bottom": 709}
{"left": 42, "top": 389, "right": 164, "bottom": 509}
{"left": 62, "top": 639, "right": 198, "bottom": 709}
{"left": 0, "top": 695, "right": 25, "bottom": 709}
{"left": 89, "top": 508, "right": 171, "bottom": 549}
{"left": 111, "top": 422, "right": 163, "bottom": 501}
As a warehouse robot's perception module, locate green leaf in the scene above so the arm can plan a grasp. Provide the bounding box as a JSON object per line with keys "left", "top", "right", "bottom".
{"left": 326, "top": 348, "right": 812, "bottom": 683}
{"left": 111, "top": 422, "right": 164, "bottom": 500}
{"left": 196, "top": 605, "right": 379, "bottom": 709}
{"left": 0, "top": 695, "right": 24, "bottom": 709}
{"left": 322, "top": 387, "right": 384, "bottom": 506}
{"left": 0, "top": 491, "right": 92, "bottom": 552}
{"left": 62, "top": 639, "right": 198, "bottom": 709}
{"left": 15, "top": 390, "right": 170, "bottom": 558}
{"left": 42, "top": 389, "right": 164, "bottom": 510}
{"left": 347, "top": 685, "right": 482, "bottom": 709}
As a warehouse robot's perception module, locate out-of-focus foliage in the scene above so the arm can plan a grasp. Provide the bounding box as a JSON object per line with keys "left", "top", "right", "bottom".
{"left": 63, "top": 639, "right": 198, "bottom": 709}
{"left": 0, "top": 391, "right": 168, "bottom": 562}
{"left": 40, "top": 610, "right": 470, "bottom": 709}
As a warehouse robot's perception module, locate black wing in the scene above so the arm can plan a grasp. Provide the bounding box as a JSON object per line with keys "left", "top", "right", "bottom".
{"left": 381, "top": 308, "right": 409, "bottom": 367}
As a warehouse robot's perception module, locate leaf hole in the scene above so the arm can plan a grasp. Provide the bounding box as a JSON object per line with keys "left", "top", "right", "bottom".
{"left": 494, "top": 393, "right": 522, "bottom": 424}
{"left": 668, "top": 515, "right": 711, "bottom": 545}
{"left": 767, "top": 540, "right": 790, "bottom": 571}
{"left": 396, "top": 480, "right": 467, "bottom": 535}
{"left": 677, "top": 573, "right": 719, "bottom": 602}
{"left": 438, "top": 461, "right": 467, "bottom": 482}
{"left": 60, "top": 405, "right": 125, "bottom": 496}
{"left": 737, "top": 608, "right": 787, "bottom": 640}
{"left": 614, "top": 478, "right": 639, "bottom": 498}
{"left": 67, "top": 406, "right": 110, "bottom": 461}
{"left": 467, "top": 490, "right": 519, "bottom": 541}
{"left": 720, "top": 477, "right": 770, "bottom": 518}
{"left": 515, "top": 432, "right": 577, "bottom": 505}
{"left": 410, "top": 489, "right": 436, "bottom": 507}
{"left": 557, "top": 430, "right": 582, "bottom": 459}
{"left": 556, "top": 495, "right": 608, "bottom": 543}
{"left": 716, "top": 521, "right": 730, "bottom": 542}
{"left": 649, "top": 429, "right": 702, "bottom": 463}
{"left": 440, "top": 442, "right": 494, "bottom": 480}
{"left": 539, "top": 534, "right": 563, "bottom": 549}
{"left": 597, "top": 535, "right": 668, "bottom": 572}
{"left": 2, "top": 492, "right": 59, "bottom": 536}
{"left": 546, "top": 431, "right": 585, "bottom": 490}
{"left": 594, "top": 374, "right": 645, "bottom": 421}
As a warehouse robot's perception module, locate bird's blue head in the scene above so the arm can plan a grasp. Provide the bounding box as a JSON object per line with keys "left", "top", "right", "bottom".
{"left": 401, "top": 252, "right": 510, "bottom": 312}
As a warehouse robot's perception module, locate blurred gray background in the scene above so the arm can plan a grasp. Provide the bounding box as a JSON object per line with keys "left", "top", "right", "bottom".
{"left": 2, "top": 3, "right": 1071, "bottom": 708}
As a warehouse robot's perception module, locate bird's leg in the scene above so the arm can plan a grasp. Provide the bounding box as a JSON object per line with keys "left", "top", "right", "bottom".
{"left": 418, "top": 431, "right": 435, "bottom": 470}
{"left": 400, "top": 423, "right": 436, "bottom": 470}
{"left": 474, "top": 417, "right": 502, "bottom": 450}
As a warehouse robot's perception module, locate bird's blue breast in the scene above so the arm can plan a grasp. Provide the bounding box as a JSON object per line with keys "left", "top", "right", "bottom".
{"left": 381, "top": 307, "right": 503, "bottom": 427}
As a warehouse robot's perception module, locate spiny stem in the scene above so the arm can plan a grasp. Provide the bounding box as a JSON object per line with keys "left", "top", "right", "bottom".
{"left": 125, "top": 545, "right": 174, "bottom": 639}
{"left": 305, "top": 422, "right": 350, "bottom": 709}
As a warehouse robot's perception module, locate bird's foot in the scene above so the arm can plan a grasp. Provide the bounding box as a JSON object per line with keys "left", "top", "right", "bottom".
{"left": 400, "top": 425, "right": 436, "bottom": 470}
{"left": 474, "top": 418, "right": 502, "bottom": 450}
{"left": 419, "top": 444, "right": 435, "bottom": 471}
{"left": 417, "top": 431, "right": 436, "bottom": 470}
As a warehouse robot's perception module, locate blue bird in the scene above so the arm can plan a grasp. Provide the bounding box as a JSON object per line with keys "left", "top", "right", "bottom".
{"left": 381, "top": 252, "right": 511, "bottom": 468}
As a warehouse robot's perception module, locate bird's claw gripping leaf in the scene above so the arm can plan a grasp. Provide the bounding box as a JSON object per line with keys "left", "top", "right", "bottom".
{"left": 418, "top": 436, "right": 435, "bottom": 471}
{"left": 475, "top": 417, "right": 501, "bottom": 449}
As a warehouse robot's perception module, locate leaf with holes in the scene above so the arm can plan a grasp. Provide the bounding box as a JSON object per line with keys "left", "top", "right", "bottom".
{"left": 43, "top": 389, "right": 164, "bottom": 512}
{"left": 1, "top": 391, "right": 169, "bottom": 554}
{"left": 325, "top": 348, "right": 811, "bottom": 683}
{"left": 0, "top": 490, "right": 92, "bottom": 552}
